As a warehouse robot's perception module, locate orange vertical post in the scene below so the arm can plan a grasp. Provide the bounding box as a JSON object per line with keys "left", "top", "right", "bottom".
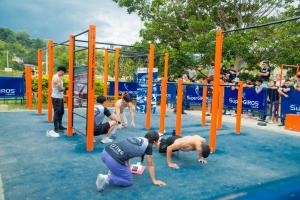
{"left": 67, "top": 34, "right": 74, "bottom": 137}
{"left": 217, "top": 80, "right": 224, "bottom": 129}
{"left": 164, "top": 53, "right": 169, "bottom": 79}
{"left": 159, "top": 53, "right": 169, "bottom": 134}
{"left": 28, "top": 66, "right": 32, "bottom": 109}
{"left": 103, "top": 49, "right": 109, "bottom": 97}
{"left": 159, "top": 78, "right": 167, "bottom": 134}
{"left": 279, "top": 64, "right": 284, "bottom": 86}
{"left": 114, "top": 48, "right": 120, "bottom": 102}
{"left": 236, "top": 81, "right": 243, "bottom": 134}
{"left": 209, "top": 29, "right": 223, "bottom": 153}
{"left": 47, "top": 40, "right": 54, "bottom": 122}
{"left": 175, "top": 79, "right": 183, "bottom": 135}
{"left": 25, "top": 66, "right": 29, "bottom": 108}
{"left": 86, "top": 25, "right": 96, "bottom": 151}
{"left": 37, "top": 48, "right": 43, "bottom": 115}
{"left": 296, "top": 66, "right": 299, "bottom": 74}
{"left": 25, "top": 66, "right": 33, "bottom": 109}
{"left": 145, "top": 43, "right": 155, "bottom": 129}
{"left": 201, "top": 80, "right": 207, "bottom": 126}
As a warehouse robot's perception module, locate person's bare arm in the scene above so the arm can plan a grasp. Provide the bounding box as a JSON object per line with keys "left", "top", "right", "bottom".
{"left": 129, "top": 102, "right": 135, "bottom": 127}
{"left": 114, "top": 105, "right": 122, "bottom": 122}
{"left": 167, "top": 142, "right": 182, "bottom": 169}
{"left": 146, "top": 155, "right": 166, "bottom": 186}
{"left": 278, "top": 88, "right": 288, "bottom": 97}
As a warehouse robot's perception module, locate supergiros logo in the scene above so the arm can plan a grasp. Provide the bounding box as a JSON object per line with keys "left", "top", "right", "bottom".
{"left": 0, "top": 89, "right": 16, "bottom": 96}
{"left": 229, "top": 98, "right": 259, "bottom": 108}
{"left": 290, "top": 104, "right": 300, "bottom": 112}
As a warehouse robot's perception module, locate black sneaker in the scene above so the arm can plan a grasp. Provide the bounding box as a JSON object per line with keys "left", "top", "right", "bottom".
{"left": 54, "top": 128, "right": 60, "bottom": 133}
{"left": 59, "top": 126, "right": 67, "bottom": 130}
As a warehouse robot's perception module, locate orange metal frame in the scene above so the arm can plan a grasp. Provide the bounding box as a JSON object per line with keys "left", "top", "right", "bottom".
{"left": 159, "top": 53, "right": 169, "bottom": 134}
{"left": 86, "top": 25, "right": 96, "bottom": 151}
{"left": 37, "top": 48, "right": 43, "bottom": 115}
{"left": 114, "top": 48, "right": 120, "bottom": 103}
{"left": 67, "top": 35, "right": 74, "bottom": 137}
{"left": 103, "top": 49, "right": 109, "bottom": 97}
{"left": 145, "top": 44, "right": 155, "bottom": 129}
{"left": 47, "top": 40, "right": 54, "bottom": 122}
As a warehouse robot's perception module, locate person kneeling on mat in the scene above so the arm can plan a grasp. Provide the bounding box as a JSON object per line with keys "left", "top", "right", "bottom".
{"left": 114, "top": 94, "right": 135, "bottom": 128}
{"left": 96, "top": 131, "right": 166, "bottom": 192}
{"left": 94, "top": 95, "right": 118, "bottom": 143}
{"left": 158, "top": 135, "right": 210, "bottom": 169}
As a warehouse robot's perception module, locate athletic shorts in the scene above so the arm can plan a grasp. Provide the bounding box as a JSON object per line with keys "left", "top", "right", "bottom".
{"left": 159, "top": 135, "right": 182, "bottom": 153}
{"left": 94, "top": 122, "right": 110, "bottom": 136}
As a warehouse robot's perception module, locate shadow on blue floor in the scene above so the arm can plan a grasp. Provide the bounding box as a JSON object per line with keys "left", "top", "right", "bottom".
{"left": 0, "top": 110, "right": 300, "bottom": 200}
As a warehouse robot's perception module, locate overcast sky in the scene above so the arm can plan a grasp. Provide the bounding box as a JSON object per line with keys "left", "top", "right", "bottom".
{"left": 0, "top": 0, "right": 143, "bottom": 45}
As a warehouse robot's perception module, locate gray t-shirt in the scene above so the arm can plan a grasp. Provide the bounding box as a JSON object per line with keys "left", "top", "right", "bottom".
{"left": 105, "top": 137, "right": 152, "bottom": 165}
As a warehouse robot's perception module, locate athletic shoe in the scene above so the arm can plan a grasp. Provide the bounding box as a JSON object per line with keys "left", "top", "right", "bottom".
{"left": 96, "top": 174, "right": 108, "bottom": 192}
{"left": 46, "top": 130, "right": 60, "bottom": 138}
{"left": 101, "top": 138, "right": 113, "bottom": 144}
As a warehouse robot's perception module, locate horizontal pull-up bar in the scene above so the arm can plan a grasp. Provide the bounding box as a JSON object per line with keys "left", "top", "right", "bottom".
{"left": 73, "top": 30, "right": 89, "bottom": 38}
{"left": 53, "top": 40, "right": 69, "bottom": 47}
{"left": 224, "top": 16, "right": 300, "bottom": 33}
{"left": 75, "top": 39, "right": 146, "bottom": 49}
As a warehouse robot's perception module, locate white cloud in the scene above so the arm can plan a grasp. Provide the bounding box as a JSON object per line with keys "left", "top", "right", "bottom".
{"left": 0, "top": 0, "right": 143, "bottom": 45}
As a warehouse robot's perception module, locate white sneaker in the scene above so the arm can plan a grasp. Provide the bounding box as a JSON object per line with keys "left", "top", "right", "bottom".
{"left": 101, "top": 138, "right": 113, "bottom": 144}
{"left": 46, "top": 130, "right": 60, "bottom": 138}
{"left": 96, "top": 174, "right": 108, "bottom": 192}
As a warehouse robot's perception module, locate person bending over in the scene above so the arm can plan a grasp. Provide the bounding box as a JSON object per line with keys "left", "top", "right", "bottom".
{"left": 94, "top": 95, "right": 119, "bottom": 144}
{"left": 114, "top": 94, "right": 135, "bottom": 128}
{"left": 158, "top": 135, "right": 210, "bottom": 169}
{"left": 96, "top": 131, "right": 166, "bottom": 192}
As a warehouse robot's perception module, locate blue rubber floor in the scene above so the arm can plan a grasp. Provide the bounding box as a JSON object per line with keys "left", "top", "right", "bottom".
{"left": 0, "top": 110, "right": 300, "bottom": 200}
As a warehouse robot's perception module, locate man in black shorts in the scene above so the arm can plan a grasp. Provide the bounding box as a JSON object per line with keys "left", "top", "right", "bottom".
{"left": 94, "top": 95, "right": 118, "bottom": 143}
{"left": 158, "top": 135, "right": 210, "bottom": 169}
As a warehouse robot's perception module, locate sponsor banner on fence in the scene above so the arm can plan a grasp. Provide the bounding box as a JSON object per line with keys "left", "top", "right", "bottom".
{"left": 108, "top": 81, "right": 138, "bottom": 98}
{"left": 0, "top": 77, "right": 25, "bottom": 97}
{"left": 136, "top": 68, "right": 158, "bottom": 113}
{"left": 223, "top": 87, "right": 268, "bottom": 112}
{"left": 156, "top": 82, "right": 177, "bottom": 103}
{"left": 281, "top": 89, "right": 300, "bottom": 116}
{"left": 73, "top": 66, "right": 88, "bottom": 108}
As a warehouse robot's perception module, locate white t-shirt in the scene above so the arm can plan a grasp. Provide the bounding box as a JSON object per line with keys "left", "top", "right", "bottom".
{"left": 51, "top": 74, "right": 64, "bottom": 99}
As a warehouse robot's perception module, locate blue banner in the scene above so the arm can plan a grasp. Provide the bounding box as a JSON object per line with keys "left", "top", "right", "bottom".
{"left": 280, "top": 89, "right": 300, "bottom": 116}
{"left": 223, "top": 87, "right": 268, "bottom": 112}
{"left": 185, "top": 85, "right": 204, "bottom": 105}
{"left": 156, "top": 82, "right": 177, "bottom": 103}
{"left": 0, "top": 77, "right": 25, "bottom": 97}
{"left": 136, "top": 68, "right": 158, "bottom": 113}
{"left": 108, "top": 81, "right": 137, "bottom": 98}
